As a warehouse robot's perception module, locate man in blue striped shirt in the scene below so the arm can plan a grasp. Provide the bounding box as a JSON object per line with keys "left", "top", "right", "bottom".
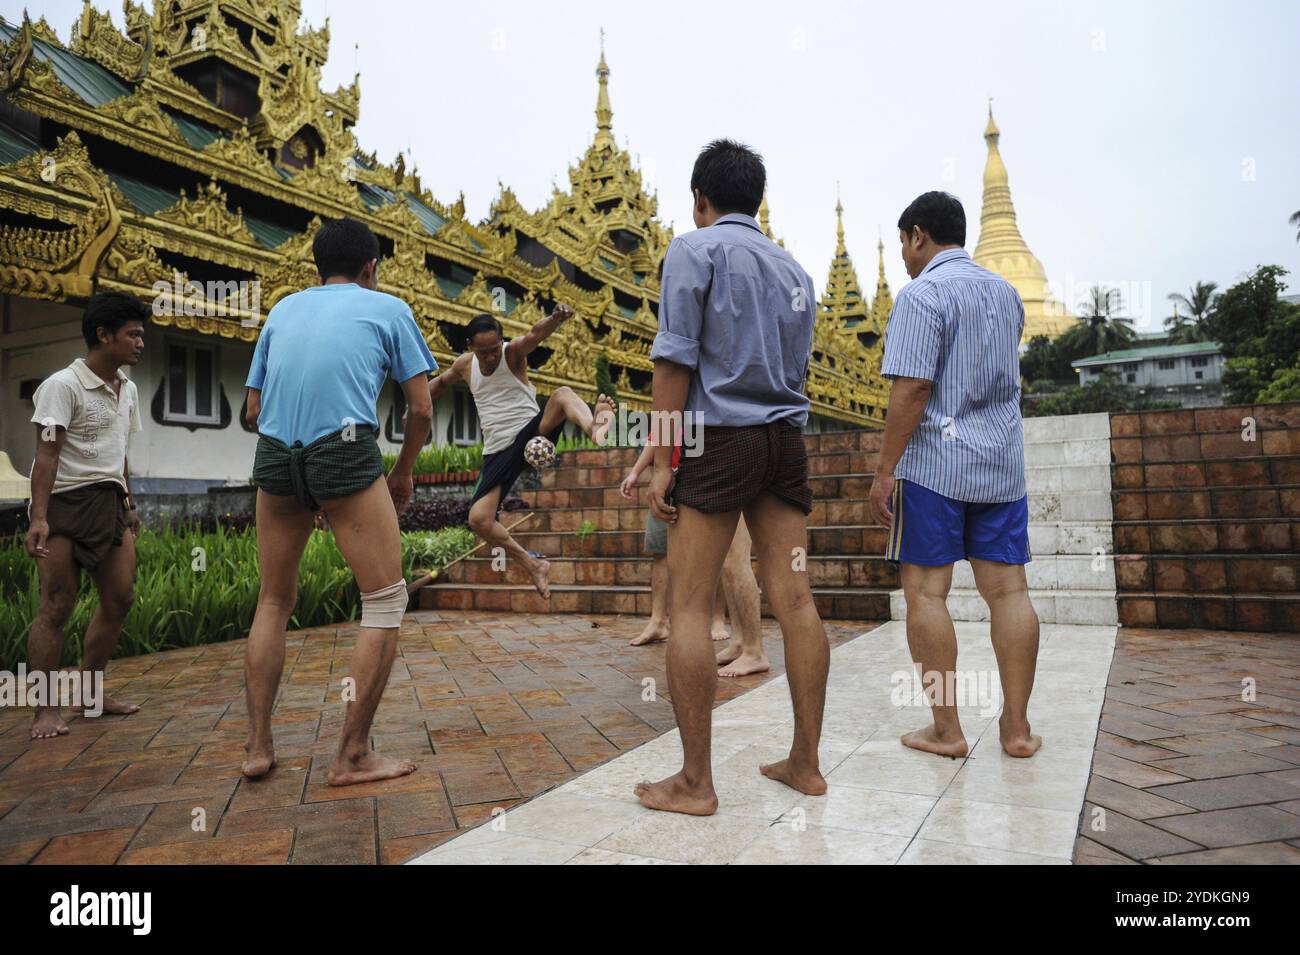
{"left": 870, "top": 191, "right": 1042, "bottom": 760}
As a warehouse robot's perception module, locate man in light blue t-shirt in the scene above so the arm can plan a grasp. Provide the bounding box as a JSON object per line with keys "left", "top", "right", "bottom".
{"left": 242, "top": 217, "right": 435, "bottom": 788}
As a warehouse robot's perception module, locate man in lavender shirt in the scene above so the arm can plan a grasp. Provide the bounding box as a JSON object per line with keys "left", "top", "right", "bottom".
{"left": 639, "top": 139, "right": 830, "bottom": 815}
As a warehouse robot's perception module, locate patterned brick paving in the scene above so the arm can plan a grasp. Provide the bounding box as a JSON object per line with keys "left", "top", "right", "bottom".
{"left": 0, "top": 611, "right": 867, "bottom": 865}
{"left": 1075, "top": 627, "right": 1300, "bottom": 864}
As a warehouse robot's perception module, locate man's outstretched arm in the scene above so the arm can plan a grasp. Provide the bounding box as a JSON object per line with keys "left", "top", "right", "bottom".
{"left": 508, "top": 303, "right": 574, "bottom": 364}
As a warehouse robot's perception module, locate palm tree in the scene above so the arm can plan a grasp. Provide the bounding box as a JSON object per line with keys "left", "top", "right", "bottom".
{"left": 1059, "top": 285, "right": 1136, "bottom": 360}
{"left": 1291, "top": 211, "right": 1300, "bottom": 243}
{"left": 1165, "top": 281, "right": 1219, "bottom": 343}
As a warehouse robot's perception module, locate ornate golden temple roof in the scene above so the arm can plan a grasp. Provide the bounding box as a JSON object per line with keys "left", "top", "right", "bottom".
{"left": 812, "top": 199, "right": 888, "bottom": 422}
{"left": 972, "top": 103, "right": 1072, "bottom": 340}
{"left": 0, "top": 2, "right": 889, "bottom": 425}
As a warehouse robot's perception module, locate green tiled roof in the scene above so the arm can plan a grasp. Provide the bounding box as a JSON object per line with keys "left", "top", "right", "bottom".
{"left": 0, "top": 19, "right": 130, "bottom": 107}
{"left": 357, "top": 181, "right": 393, "bottom": 210}
{"left": 244, "top": 215, "right": 294, "bottom": 250}
{"left": 435, "top": 276, "right": 466, "bottom": 299}
{"left": 108, "top": 170, "right": 294, "bottom": 250}
{"left": 1072, "top": 341, "right": 1221, "bottom": 368}
{"left": 107, "top": 171, "right": 179, "bottom": 215}
{"left": 402, "top": 192, "right": 446, "bottom": 235}
{"left": 163, "top": 108, "right": 224, "bottom": 149}
{"left": 0, "top": 119, "right": 39, "bottom": 165}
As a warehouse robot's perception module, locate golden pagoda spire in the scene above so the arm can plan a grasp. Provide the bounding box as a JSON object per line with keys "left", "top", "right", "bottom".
{"left": 758, "top": 190, "right": 783, "bottom": 246}
{"left": 820, "top": 198, "right": 866, "bottom": 327}
{"left": 593, "top": 33, "right": 614, "bottom": 150}
{"left": 834, "top": 196, "right": 847, "bottom": 256}
{"left": 870, "top": 230, "right": 893, "bottom": 334}
{"left": 972, "top": 102, "right": 1072, "bottom": 340}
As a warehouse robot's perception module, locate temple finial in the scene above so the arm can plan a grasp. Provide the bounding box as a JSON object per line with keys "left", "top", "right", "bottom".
{"left": 594, "top": 39, "right": 613, "bottom": 148}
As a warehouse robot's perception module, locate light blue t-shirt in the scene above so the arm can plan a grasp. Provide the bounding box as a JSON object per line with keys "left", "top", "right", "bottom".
{"left": 245, "top": 283, "right": 437, "bottom": 445}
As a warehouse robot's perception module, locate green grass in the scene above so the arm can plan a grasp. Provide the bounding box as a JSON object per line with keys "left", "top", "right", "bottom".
{"left": 0, "top": 525, "right": 476, "bottom": 671}
{"left": 383, "top": 444, "right": 484, "bottom": 477}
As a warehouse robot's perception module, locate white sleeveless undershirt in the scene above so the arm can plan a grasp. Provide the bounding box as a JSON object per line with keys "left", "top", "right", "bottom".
{"left": 470, "top": 340, "right": 541, "bottom": 454}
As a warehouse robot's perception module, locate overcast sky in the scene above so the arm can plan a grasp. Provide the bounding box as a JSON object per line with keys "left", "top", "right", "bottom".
{"left": 21, "top": 0, "right": 1300, "bottom": 329}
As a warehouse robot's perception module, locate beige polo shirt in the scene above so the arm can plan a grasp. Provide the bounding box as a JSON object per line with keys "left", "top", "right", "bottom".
{"left": 29, "top": 358, "right": 142, "bottom": 495}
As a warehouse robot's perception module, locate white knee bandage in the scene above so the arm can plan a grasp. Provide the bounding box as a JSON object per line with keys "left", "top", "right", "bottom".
{"left": 360, "top": 580, "right": 408, "bottom": 629}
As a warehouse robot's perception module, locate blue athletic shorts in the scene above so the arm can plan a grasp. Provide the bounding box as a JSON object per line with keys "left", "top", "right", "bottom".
{"left": 883, "top": 479, "right": 1030, "bottom": 566}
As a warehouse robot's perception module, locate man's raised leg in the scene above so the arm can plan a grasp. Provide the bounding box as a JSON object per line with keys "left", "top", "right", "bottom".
{"left": 242, "top": 490, "right": 314, "bottom": 777}
{"left": 742, "top": 493, "right": 828, "bottom": 793}
{"left": 537, "top": 385, "right": 615, "bottom": 445}
{"left": 634, "top": 504, "right": 739, "bottom": 815}
{"left": 899, "top": 562, "right": 968, "bottom": 757}
{"left": 631, "top": 555, "right": 670, "bottom": 645}
{"left": 82, "top": 532, "right": 140, "bottom": 718}
{"left": 320, "top": 477, "right": 417, "bottom": 786}
{"left": 27, "top": 536, "right": 79, "bottom": 739}
{"left": 970, "top": 558, "right": 1042, "bottom": 757}
{"left": 716, "top": 516, "right": 768, "bottom": 677}
{"left": 468, "top": 485, "right": 551, "bottom": 598}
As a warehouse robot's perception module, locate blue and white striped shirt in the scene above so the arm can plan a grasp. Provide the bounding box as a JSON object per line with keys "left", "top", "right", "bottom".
{"left": 881, "top": 248, "right": 1026, "bottom": 503}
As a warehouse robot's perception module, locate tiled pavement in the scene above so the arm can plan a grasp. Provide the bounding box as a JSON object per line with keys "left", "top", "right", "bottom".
{"left": 412, "top": 620, "right": 1117, "bottom": 865}
{"left": 1075, "top": 627, "right": 1300, "bottom": 864}
{"left": 0, "top": 611, "right": 866, "bottom": 865}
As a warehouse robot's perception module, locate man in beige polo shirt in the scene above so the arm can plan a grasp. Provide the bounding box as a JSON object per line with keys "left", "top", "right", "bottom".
{"left": 25, "top": 291, "right": 147, "bottom": 739}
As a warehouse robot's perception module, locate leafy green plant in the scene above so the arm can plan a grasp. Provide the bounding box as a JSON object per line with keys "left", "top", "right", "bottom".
{"left": 574, "top": 520, "right": 597, "bottom": 540}
{"left": 383, "top": 443, "right": 484, "bottom": 476}
{"left": 0, "top": 524, "right": 473, "bottom": 671}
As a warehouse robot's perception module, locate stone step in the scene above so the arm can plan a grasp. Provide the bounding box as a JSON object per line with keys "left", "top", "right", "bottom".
{"left": 889, "top": 587, "right": 1118, "bottom": 626}
{"left": 509, "top": 525, "right": 894, "bottom": 557}
{"left": 954, "top": 555, "right": 1116, "bottom": 592}
{"left": 1110, "top": 428, "right": 1300, "bottom": 464}
{"left": 539, "top": 446, "right": 886, "bottom": 488}
{"left": 1110, "top": 404, "right": 1300, "bottom": 439}
{"left": 1112, "top": 485, "right": 1300, "bottom": 522}
{"left": 1113, "top": 517, "right": 1300, "bottom": 555}
{"left": 522, "top": 482, "right": 1114, "bottom": 521}
{"left": 1113, "top": 455, "right": 1300, "bottom": 492}
{"left": 1022, "top": 412, "right": 1112, "bottom": 443}
{"left": 1118, "top": 592, "right": 1300, "bottom": 632}
{"left": 435, "top": 553, "right": 901, "bottom": 590}
{"left": 419, "top": 582, "right": 892, "bottom": 621}
{"left": 1114, "top": 553, "right": 1300, "bottom": 595}
{"left": 506, "top": 504, "right": 1107, "bottom": 556}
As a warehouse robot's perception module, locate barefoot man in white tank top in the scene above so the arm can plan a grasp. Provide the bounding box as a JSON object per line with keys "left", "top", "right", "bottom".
{"left": 428, "top": 307, "right": 615, "bottom": 597}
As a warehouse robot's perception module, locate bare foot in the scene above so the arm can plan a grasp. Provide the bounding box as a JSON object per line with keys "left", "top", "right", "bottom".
{"left": 715, "top": 642, "right": 742, "bottom": 666}
{"left": 710, "top": 620, "right": 730, "bottom": 642}
{"left": 1000, "top": 718, "right": 1043, "bottom": 758}
{"left": 526, "top": 557, "right": 551, "bottom": 599}
{"left": 590, "top": 394, "right": 616, "bottom": 446}
{"left": 241, "top": 747, "right": 277, "bottom": 778}
{"left": 31, "top": 709, "right": 69, "bottom": 740}
{"left": 634, "top": 772, "right": 718, "bottom": 815}
{"left": 80, "top": 695, "right": 139, "bottom": 717}
{"left": 901, "top": 724, "right": 969, "bottom": 758}
{"left": 719, "top": 653, "right": 771, "bottom": 678}
{"left": 760, "top": 757, "right": 827, "bottom": 795}
{"left": 631, "top": 619, "right": 669, "bottom": 646}
{"left": 327, "top": 751, "right": 417, "bottom": 787}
